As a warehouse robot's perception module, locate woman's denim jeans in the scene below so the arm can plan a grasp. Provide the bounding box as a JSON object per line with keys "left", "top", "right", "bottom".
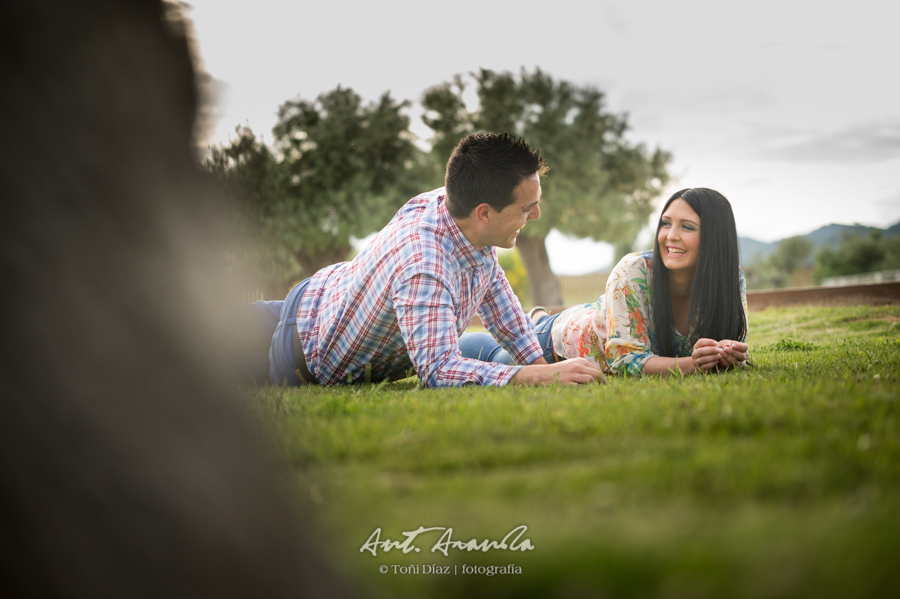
{"left": 457, "top": 312, "right": 563, "bottom": 365}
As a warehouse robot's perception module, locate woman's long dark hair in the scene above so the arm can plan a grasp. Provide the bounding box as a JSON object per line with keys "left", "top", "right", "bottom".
{"left": 651, "top": 188, "right": 747, "bottom": 356}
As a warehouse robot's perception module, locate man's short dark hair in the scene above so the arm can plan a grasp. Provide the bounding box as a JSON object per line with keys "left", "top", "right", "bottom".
{"left": 444, "top": 132, "right": 548, "bottom": 219}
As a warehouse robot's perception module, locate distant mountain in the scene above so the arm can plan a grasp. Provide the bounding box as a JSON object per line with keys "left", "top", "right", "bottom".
{"left": 803, "top": 223, "right": 885, "bottom": 247}
{"left": 739, "top": 237, "right": 777, "bottom": 265}
{"left": 886, "top": 222, "right": 900, "bottom": 237}
{"left": 739, "top": 221, "right": 900, "bottom": 266}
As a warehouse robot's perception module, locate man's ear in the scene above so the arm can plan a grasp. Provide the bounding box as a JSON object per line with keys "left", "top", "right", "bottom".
{"left": 474, "top": 203, "right": 493, "bottom": 224}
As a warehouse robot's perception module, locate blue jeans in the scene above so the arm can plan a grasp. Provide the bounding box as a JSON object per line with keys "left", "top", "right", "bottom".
{"left": 458, "top": 312, "right": 563, "bottom": 365}
{"left": 267, "top": 278, "right": 312, "bottom": 386}
{"left": 241, "top": 279, "right": 312, "bottom": 386}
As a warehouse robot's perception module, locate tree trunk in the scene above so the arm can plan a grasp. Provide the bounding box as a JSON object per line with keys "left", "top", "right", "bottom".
{"left": 517, "top": 235, "right": 563, "bottom": 307}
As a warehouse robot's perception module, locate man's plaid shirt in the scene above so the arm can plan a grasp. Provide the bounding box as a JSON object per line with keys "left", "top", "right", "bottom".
{"left": 296, "top": 188, "right": 543, "bottom": 387}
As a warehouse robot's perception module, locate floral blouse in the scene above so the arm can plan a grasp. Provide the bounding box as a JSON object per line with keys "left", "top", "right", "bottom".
{"left": 550, "top": 250, "right": 748, "bottom": 376}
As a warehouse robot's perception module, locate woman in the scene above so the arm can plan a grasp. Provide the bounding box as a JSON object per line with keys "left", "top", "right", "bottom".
{"left": 458, "top": 187, "right": 749, "bottom": 376}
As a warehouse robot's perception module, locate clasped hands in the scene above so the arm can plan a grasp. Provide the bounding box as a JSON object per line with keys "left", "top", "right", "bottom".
{"left": 691, "top": 338, "right": 748, "bottom": 372}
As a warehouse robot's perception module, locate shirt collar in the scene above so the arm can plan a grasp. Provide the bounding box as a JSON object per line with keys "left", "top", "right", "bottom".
{"left": 437, "top": 192, "right": 492, "bottom": 271}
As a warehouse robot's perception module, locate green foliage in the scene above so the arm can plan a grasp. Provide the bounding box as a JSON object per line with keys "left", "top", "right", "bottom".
{"left": 205, "top": 126, "right": 302, "bottom": 293}
{"left": 209, "top": 70, "right": 669, "bottom": 303}
{"left": 251, "top": 304, "right": 900, "bottom": 598}
{"left": 271, "top": 86, "right": 430, "bottom": 273}
{"left": 422, "top": 68, "right": 671, "bottom": 256}
{"left": 886, "top": 235, "right": 900, "bottom": 268}
{"left": 814, "top": 230, "right": 900, "bottom": 283}
{"left": 497, "top": 248, "right": 531, "bottom": 307}
{"left": 771, "top": 235, "right": 814, "bottom": 272}
{"left": 273, "top": 87, "right": 424, "bottom": 240}
{"left": 747, "top": 235, "right": 813, "bottom": 289}
{"left": 207, "top": 86, "right": 432, "bottom": 292}
{"left": 761, "top": 335, "right": 818, "bottom": 351}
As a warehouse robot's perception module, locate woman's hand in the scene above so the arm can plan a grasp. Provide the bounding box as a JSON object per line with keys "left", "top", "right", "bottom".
{"left": 715, "top": 339, "right": 748, "bottom": 369}
{"left": 691, "top": 338, "right": 724, "bottom": 372}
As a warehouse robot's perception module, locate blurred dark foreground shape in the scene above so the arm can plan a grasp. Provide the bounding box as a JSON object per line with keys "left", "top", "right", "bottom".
{"left": 0, "top": 1, "right": 352, "bottom": 597}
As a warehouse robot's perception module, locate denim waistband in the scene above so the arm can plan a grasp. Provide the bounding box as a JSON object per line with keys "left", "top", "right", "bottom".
{"left": 268, "top": 278, "right": 312, "bottom": 386}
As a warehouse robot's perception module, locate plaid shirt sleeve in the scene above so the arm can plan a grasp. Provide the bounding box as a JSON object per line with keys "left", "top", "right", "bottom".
{"left": 393, "top": 273, "right": 522, "bottom": 387}
{"left": 478, "top": 264, "right": 543, "bottom": 365}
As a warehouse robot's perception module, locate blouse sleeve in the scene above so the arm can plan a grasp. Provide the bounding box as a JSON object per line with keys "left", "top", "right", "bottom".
{"left": 604, "top": 253, "right": 655, "bottom": 376}
{"left": 739, "top": 267, "right": 749, "bottom": 343}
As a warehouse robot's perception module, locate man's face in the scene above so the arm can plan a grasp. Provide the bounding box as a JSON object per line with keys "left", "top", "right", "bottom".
{"left": 485, "top": 173, "right": 542, "bottom": 249}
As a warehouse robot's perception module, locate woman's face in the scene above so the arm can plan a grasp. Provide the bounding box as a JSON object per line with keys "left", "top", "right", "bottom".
{"left": 657, "top": 198, "right": 701, "bottom": 272}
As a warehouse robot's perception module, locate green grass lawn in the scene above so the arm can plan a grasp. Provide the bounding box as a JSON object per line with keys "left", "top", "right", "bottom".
{"left": 251, "top": 304, "right": 900, "bottom": 599}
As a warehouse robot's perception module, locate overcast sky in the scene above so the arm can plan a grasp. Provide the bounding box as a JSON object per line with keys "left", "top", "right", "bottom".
{"left": 187, "top": 0, "right": 900, "bottom": 274}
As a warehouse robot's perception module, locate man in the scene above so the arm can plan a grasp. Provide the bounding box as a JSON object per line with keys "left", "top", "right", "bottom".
{"left": 265, "top": 132, "right": 605, "bottom": 387}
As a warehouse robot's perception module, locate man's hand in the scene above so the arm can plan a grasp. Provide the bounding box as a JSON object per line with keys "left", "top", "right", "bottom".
{"left": 511, "top": 357, "right": 607, "bottom": 386}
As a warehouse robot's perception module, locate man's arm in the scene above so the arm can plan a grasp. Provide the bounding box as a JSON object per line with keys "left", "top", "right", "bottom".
{"left": 393, "top": 273, "right": 524, "bottom": 387}
{"left": 394, "top": 274, "right": 605, "bottom": 387}
{"left": 477, "top": 261, "right": 546, "bottom": 366}
{"left": 479, "top": 264, "right": 606, "bottom": 384}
